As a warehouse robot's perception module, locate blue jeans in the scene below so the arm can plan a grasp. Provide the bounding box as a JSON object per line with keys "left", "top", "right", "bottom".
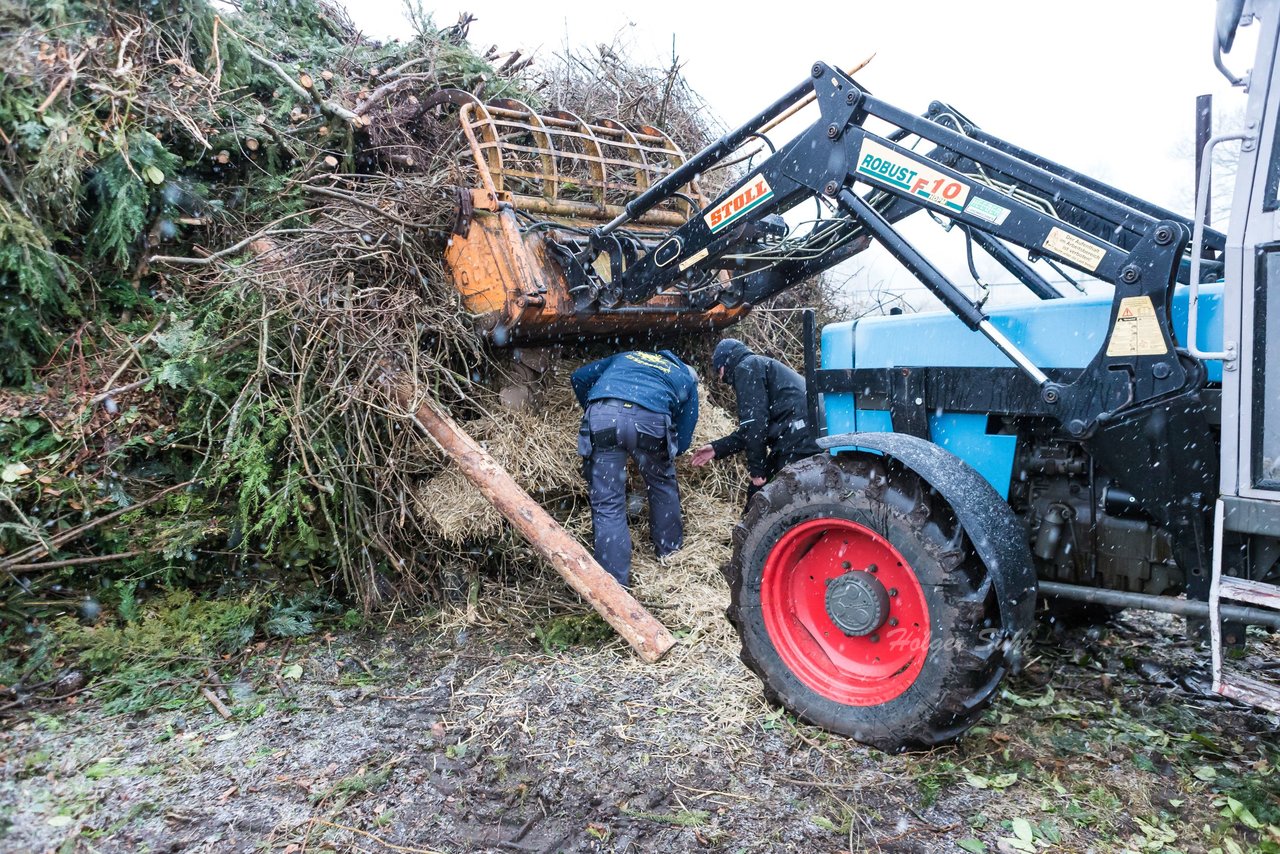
{"left": 579, "top": 400, "right": 683, "bottom": 586}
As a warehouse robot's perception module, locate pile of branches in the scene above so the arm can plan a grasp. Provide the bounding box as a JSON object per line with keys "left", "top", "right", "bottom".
{"left": 1, "top": 0, "right": 758, "bottom": 613}
{"left": 538, "top": 37, "right": 722, "bottom": 163}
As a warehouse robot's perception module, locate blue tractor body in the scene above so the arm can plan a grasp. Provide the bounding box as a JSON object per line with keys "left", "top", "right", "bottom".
{"left": 821, "top": 284, "right": 1224, "bottom": 499}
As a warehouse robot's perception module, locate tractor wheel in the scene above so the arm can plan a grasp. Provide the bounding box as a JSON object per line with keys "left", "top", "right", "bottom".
{"left": 725, "top": 453, "right": 1010, "bottom": 752}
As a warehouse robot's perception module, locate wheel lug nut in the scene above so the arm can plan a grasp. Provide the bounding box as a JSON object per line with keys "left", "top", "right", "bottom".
{"left": 867, "top": 564, "right": 878, "bottom": 573}
{"left": 889, "top": 588, "right": 898, "bottom": 597}
{"left": 869, "top": 633, "right": 879, "bottom": 643}
{"left": 841, "top": 561, "right": 851, "bottom": 569}
{"left": 889, "top": 618, "right": 898, "bottom": 627}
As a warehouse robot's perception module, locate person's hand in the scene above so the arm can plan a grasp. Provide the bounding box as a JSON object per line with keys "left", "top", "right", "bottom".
{"left": 690, "top": 445, "right": 716, "bottom": 467}
{"left": 751, "top": 475, "right": 767, "bottom": 487}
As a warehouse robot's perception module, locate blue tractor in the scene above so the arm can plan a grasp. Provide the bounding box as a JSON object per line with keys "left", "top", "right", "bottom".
{"left": 535, "top": 0, "right": 1280, "bottom": 751}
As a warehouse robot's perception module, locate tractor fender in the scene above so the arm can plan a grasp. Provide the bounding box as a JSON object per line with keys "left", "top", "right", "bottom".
{"left": 817, "top": 432, "right": 1038, "bottom": 640}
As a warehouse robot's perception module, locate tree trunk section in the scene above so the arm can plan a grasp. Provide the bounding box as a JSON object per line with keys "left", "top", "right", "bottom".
{"left": 397, "top": 384, "right": 676, "bottom": 663}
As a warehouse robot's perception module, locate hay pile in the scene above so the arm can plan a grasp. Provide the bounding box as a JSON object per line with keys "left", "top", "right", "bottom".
{"left": 423, "top": 374, "right": 765, "bottom": 727}
{"left": 414, "top": 376, "right": 744, "bottom": 543}
{"left": 423, "top": 371, "right": 763, "bottom": 725}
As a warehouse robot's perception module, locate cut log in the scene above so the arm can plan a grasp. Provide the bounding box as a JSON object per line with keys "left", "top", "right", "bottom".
{"left": 396, "top": 383, "right": 676, "bottom": 663}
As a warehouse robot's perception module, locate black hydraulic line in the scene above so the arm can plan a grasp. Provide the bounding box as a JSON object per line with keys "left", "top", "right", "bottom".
{"left": 600, "top": 75, "right": 816, "bottom": 234}
{"left": 1039, "top": 581, "right": 1280, "bottom": 629}
{"left": 967, "top": 229, "right": 1063, "bottom": 300}
{"left": 838, "top": 187, "right": 1050, "bottom": 386}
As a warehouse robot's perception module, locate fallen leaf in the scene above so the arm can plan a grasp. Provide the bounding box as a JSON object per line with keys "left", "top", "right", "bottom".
{"left": 2, "top": 462, "right": 32, "bottom": 482}
{"left": 990, "top": 773, "right": 1018, "bottom": 789}
{"left": 1225, "top": 796, "right": 1263, "bottom": 829}
{"left": 281, "top": 664, "right": 303, "bottom": 681}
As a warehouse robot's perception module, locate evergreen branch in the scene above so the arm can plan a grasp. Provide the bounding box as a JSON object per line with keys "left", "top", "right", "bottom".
{"left": 221, "top": 22, "right": 365, "bottom": 129}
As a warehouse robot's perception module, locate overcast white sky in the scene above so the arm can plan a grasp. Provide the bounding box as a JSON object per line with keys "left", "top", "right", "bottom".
{"left": 343, "top": 1, "right": 1257, "bottom": 309}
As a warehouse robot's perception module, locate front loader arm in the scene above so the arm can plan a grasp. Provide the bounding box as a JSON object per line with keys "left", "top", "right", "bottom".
{"left": 555, "top": 62, "right": 1220, "bottom": 583}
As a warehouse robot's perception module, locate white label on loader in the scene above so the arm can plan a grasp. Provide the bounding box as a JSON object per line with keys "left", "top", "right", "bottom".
{"left": 679, "top": 247, "right": 710, "bottom": 271}
{"left": 1106, "top": 296, "right": 1169, "bottom": 357}
{"left": 964, "top": 196, "right": 1011, "bottom": 226}
{"left": 1043, "top": 227, "right": 1107, "bottom": 272}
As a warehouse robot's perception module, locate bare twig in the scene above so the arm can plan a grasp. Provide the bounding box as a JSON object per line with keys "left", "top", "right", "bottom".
{"left": 301, "top": 184, "right": 444, "bottom": 233}
{"left": 88, "top": 377, "right": 150, "bottom": 406}
{"left": 355, "top": 74, "right": 435, "bottom": 117}
{"left": 309, "top": 820, "right": 444, "bottom": 854}
{"left": 7, "top": 550, "right": 144, "bottom": 574}
{"left": 36, "top": 47, "right": 91, "bottom": 113}
{"left": 201, "top": 687, "right": 233, "bottom": 720}
{"left": 150, "top": 214, "right": 322, "bottom": 266}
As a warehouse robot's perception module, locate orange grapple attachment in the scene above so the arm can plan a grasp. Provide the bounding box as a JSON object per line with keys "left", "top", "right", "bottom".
{"left": 443, "top": 96, "right": 745, "bottom": 344}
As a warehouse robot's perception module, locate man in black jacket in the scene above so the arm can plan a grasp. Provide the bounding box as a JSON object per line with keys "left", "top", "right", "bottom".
{"left": 690, "top": 338, "right": 820, "bottom": 502}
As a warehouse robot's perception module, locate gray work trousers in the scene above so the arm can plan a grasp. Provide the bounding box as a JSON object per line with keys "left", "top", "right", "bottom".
{"left": 578, "top": 399, "right": 683, "bottom": 586}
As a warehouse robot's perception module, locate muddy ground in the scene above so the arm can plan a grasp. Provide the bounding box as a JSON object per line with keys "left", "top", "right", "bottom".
{"left": 2, "top": 564, "right": 1279, "bottom": 854}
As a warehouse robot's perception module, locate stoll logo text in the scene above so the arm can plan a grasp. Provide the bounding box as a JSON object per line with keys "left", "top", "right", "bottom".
{"left": 704, "top": 176, "right": 773, "bottom": 233}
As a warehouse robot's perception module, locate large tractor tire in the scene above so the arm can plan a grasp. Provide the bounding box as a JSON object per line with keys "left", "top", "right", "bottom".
{"left": 725, "top": 452, "right": 1012, "bottom": 752}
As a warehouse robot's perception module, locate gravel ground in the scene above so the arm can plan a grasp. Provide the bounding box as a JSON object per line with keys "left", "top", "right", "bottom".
{"left": 2, "top": 573, "right": 1278, "bottom": 854}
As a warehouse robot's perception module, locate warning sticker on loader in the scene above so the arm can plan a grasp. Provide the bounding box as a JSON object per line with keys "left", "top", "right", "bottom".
{"left": 1106, "top": 296, "right": 1169, "bottom": 357}
{"left": 1043, "top": 227, "right": 1107, "bottom": 272}
{"left": 855, "top": 139, "right": 971, "bottom": 212}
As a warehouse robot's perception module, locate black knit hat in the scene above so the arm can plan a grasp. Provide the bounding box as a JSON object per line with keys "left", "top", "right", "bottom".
{"left": 712, "top": 338, "right": 750, "bottom": 377}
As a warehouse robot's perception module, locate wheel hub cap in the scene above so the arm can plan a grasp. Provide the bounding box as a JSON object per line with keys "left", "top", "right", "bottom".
{"left": 825, "top": 571, "right": 889, "bottom": 637}
{"left": 759, "top": 517, "right": 931, "bottom": 706}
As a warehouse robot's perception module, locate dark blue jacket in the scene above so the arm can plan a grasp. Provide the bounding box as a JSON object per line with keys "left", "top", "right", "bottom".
{"left": 571, "top": 351, "right": 699, "bottom": 454}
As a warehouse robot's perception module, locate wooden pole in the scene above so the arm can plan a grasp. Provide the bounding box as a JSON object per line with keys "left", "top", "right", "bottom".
{"left": 397, "top": 385, "right": 676, "bottom": 663}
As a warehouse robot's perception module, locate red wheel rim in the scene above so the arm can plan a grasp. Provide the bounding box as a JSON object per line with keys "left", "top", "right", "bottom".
{"left": 760, "top": 518, "right": 929, "bottom": 706}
